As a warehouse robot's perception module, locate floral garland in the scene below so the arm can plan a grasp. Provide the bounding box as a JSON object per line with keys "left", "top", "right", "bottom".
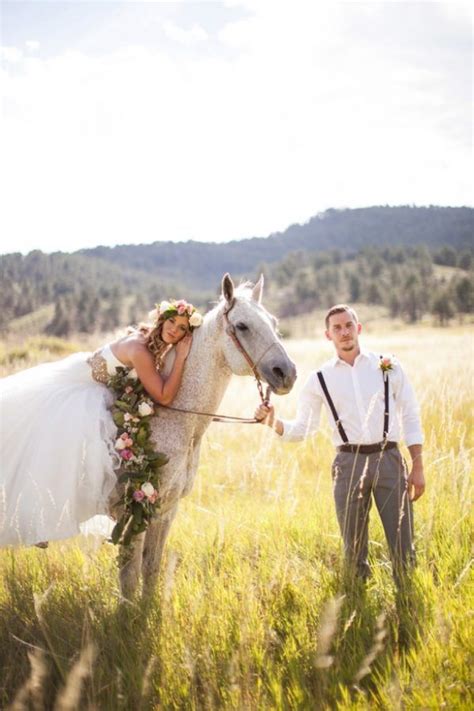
{"left": 158, "top": 299, "right": 203, "bottom": 329}
{"left": 107, "top": 366, "right": 168, "bottom": 552}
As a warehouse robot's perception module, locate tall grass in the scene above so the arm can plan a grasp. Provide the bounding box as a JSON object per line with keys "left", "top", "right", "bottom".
{"left": 0, "top": 328, "right": 472, "bottom": 709}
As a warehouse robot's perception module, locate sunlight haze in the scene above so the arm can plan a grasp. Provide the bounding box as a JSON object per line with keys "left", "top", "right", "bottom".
{"left": 0, "top": 0, "right": 472, "bottom": 254}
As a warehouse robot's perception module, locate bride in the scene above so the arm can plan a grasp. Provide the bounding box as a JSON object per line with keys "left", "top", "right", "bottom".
{"left": 0, "top": 299, "right": 203, "bottom": 547}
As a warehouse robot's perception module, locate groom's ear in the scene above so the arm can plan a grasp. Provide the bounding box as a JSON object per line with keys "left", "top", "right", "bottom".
{"left": 222, "top": 273, "right": 234, "bottom": 303}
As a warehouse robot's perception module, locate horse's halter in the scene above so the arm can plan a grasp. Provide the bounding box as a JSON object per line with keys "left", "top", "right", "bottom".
{"left": 223, "top": 297, "right": 273, "bottom": 406}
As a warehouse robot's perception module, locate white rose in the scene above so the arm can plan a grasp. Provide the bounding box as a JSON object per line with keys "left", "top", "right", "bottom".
{"left": 159, "top": 300, "right": 171, "bottom": 314}
{"left": 141, "top": 482, "right": 155, "bottom": 497}
{"left": 127, "top": 369, "right": 138, "bottom": 380}
{"left": 138, "top": 401, "right": 154, "bottom": 417}
{"left": 189, "top": 312, "right": 203, "bottom": 328}
{"left": 115, "top": 438, "right": 126, "bottom": 450}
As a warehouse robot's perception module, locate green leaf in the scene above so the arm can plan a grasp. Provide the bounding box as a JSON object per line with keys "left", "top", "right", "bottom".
{"left": 132, "top": 501, "right": 144, "bottom": 518}
{"left": 117, "top": 471, "right": 143, "bottom": 483}
{"left": 111, "top": 514, "right": 128, "bottom": 545}
{"left": 136, "top": 428, "right": 147, "bottom": 446}
{"left": 112, "top": 411, "right": 125, "bottom": 427}
{"left": 115, "top": 399, "right": 130, "bottom": 412}
{"left": 147, "top": 452, "right": 169, "bottom": 466}
{"left": 133, "top": 521, "right": 147, "bottom": 535}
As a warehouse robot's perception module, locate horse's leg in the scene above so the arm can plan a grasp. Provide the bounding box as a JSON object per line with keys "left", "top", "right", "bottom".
{"left": 119, "top": 532, "right": 145, "bottom": 600}
{"left": 141, "top": 503, "right": 178, "bottom": 600}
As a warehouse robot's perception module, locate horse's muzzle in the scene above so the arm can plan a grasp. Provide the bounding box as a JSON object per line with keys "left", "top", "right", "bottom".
{"left": 261, "top": 359, "right": 297, "bottom": 395}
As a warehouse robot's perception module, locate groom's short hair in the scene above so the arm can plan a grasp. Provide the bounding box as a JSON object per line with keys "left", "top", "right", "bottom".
{"left": 325, "top": 304, "right": 359, "bottom": 329}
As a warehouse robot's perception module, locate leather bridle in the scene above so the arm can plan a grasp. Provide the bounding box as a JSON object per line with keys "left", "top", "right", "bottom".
{"left": 223, "top": 297, "right": 274, "bottom": 406}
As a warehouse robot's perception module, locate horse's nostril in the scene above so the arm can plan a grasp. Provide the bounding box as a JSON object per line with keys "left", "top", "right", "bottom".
{"left": 273, "top": 367, "right": 284, "bottom": 381}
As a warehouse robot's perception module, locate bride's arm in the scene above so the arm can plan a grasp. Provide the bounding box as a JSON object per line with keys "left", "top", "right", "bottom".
{"left": 129, "top": 335, "right": 192, "bottom": 406}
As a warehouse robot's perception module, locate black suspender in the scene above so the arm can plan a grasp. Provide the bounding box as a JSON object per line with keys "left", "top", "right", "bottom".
{"left": 316, "top": 371, "right": 349, "bottom": 443}
{"left": 317, "top": 363, "right": 390, "bottom": 444}
{"left": 381, "top": 356, "right": 390, "bottom": 441}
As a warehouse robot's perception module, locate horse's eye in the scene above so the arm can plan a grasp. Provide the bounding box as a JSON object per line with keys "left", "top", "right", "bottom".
{"left": 236, "top": 322, "right": 248, "bottom": 332}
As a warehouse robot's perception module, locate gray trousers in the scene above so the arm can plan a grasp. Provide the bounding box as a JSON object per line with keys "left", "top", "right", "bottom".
{"left": 332, "top": 446, "right": 415, "bottom": 582}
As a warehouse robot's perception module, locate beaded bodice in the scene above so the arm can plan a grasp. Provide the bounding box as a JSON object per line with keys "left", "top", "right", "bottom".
{"left": 87, "top": 345, "right": 126, "bottom": 384}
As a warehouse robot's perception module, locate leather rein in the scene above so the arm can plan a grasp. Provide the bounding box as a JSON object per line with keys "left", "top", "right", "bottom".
{"left": 159, "top": 298, "right": 271, "bottom": 424}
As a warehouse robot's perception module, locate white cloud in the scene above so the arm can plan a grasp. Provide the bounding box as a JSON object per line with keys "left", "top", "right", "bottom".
{"left": 0, "top": 2, "right": 471, "bottom": 254}
{"left": 162, "top": 20, "right": 208, "bottom": 46}
{"left": 0, "top": 46, "right": 23, "bottom": 63}
{"left": 25, "top": 40, "right": 40, "bottom": 52}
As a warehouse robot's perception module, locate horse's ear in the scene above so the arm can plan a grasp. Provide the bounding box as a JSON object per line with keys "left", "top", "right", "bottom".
{"left": 251, "top": 274, "right": 264, "bottom": 304}
{"left": 222, "top": 273, "right": 234, "bottom": 303}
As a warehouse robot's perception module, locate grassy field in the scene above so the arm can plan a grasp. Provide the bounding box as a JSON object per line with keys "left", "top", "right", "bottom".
{"left": 0, "top": 327, "right": 473, "bottom": 709}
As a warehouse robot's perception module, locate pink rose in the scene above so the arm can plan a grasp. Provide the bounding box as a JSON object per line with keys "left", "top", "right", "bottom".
{"left": 120, "top": 449, "right": 133, "bottom": 460}
{"left": 177, "top": 304, "right": 186, "bottom": 315}
{"left": 120, "top": 433, "right": 129, "bottom": 440}
{"left": 186, "top": 303, "right": 194, "bottom": 315}
{"left": 149, "top": 492, "right": 158, "bottom": 504}
{"left": 125, "top": 386, "right": 133, "bottom": 394}
{"left": 133, "top": 490, "right": 145, "bottom": 502}
{"left": 381, "top": 357, "right": 391, "bottom": 368}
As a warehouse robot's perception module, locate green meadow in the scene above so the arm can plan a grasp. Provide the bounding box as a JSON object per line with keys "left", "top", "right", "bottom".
{"left": 0, "top": 326, "right": 472, "bottom": 709}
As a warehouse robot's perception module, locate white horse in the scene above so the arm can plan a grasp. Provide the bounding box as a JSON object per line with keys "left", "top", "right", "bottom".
{"left": 118, "top": 274, "right": 297, "bottom": 598}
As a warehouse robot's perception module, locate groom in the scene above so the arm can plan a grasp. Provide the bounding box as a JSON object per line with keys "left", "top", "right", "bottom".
{"left": 255, "top": 304, "right": 425, "bottom": 584}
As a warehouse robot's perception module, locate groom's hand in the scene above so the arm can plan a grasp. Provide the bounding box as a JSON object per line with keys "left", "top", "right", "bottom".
{"left": 255, "top": 403, "right": 275, "bottom": 427}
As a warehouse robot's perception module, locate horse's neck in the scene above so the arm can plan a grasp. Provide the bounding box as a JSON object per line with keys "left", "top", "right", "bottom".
{"left": 170, "top": 310, "right": 232, "bottom": 426}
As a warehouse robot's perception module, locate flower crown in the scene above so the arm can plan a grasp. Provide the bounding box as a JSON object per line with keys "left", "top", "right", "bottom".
{"left": 157, "top": 299, "right": 203, "bottom": 329}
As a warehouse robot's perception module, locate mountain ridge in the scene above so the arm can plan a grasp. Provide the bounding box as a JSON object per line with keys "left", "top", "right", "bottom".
{"left": 76, "top": 205, "right": 473, "bottom": 288}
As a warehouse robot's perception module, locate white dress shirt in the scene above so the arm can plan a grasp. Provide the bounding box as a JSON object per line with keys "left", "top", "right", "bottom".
{"left": 280, "top": 349, "right": 423, "bottom": 447}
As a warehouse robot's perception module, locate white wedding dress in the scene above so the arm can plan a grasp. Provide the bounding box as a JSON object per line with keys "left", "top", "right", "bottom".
{"left": 0, "top": 345, "right": 125, "bottom": 547}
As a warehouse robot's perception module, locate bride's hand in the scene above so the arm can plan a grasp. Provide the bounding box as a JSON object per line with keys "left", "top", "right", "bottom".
{"left": 175, "top": 333, "right": 193, "bottom": 360}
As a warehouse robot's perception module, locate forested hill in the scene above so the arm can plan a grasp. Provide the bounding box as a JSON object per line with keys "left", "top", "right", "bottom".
{"left": 80, "top": 206, "right": 473, "bottom": 288}
{"left": 1, "top": 205, "right": 473, "bottom": 336}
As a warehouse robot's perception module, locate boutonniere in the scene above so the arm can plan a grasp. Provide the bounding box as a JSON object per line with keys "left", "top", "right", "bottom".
{"left": 379, "top": 355, "right": 396, "bottom": 374}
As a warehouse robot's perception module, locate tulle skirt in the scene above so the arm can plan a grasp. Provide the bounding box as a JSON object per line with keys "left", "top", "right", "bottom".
{"left": 0, "top": 353, "right": 119, "bottom": 547}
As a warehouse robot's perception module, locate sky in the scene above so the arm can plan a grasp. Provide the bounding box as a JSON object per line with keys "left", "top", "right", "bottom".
{"left": 0, "top": 0, "right": 472, "bottom": 254}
